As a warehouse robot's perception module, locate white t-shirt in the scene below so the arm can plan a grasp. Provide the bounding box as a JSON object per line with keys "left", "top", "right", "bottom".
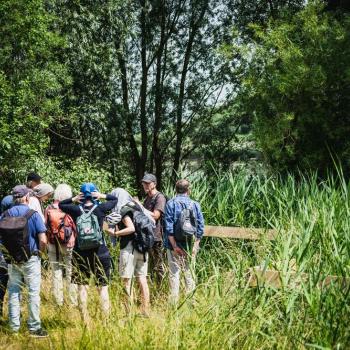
{"left": 28, "top": 196, "right": 45, "bottom": 223}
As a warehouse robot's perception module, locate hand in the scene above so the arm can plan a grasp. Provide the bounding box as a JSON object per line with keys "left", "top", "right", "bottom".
{"left": 107, "top": 228, "right": 115, "bottom": 236}
{"left": 92, "top": 191, "right": 106, "bottom": 200}
{"left": 173, "top": 246, "right": 185, "bottom": 257}
{"left": 72, "top": 193, "right": 84, "bottom": 203}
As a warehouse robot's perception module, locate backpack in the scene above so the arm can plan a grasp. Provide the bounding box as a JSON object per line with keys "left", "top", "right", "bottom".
{"left": 0, "top": 209, "right": 35, "bottom": 263}
{"left": 174, "top": 201, "right": 197, "bottom": 243}
{"left": 76, "top": 205, "right": 103, "bottom": 250}
{"left": 46, "top": 207, "right": 76, "bottom": 245}
{"left": 121, "top": 201, "right": 155, "bottom": 259}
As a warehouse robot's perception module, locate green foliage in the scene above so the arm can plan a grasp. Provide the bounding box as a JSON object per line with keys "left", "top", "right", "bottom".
{"left": 2, "top": 170, "right": 350, "bottom": 348}
{"left": 0, "top": 156, "right": 135, "bottom": 197}
{"left": 0, "top": 0, "right": 71, "bottom": 171}
{"left": 227, "top": 2, "right": 350, "bottom": 176}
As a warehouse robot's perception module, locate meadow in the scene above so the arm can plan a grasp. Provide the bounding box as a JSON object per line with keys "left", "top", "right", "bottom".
{"left": 0, "top": 170, "right": 349, "bottom": 349}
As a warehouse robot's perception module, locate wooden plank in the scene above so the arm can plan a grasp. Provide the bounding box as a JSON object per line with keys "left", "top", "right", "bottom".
{"left": 247, "top": 267, "right": 350, "bottom": 288}
{"left": 103, "top": 221, "right": 277, "bottom": 241}
{"left": 204, "top": 225, "right": 277, "bottom": 240}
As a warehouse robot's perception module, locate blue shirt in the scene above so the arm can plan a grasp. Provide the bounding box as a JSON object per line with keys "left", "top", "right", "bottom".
{"left": 164, "top": 194, "right": 205, "bottom": 249}
{"left": 0, "top": 195, "right": 14, "bottom": 261}
{"left": 0, "top": 204, "right": 46, "bottom": 254}
{"left": 1, "top": 195, "right": 13, "bottom": 214}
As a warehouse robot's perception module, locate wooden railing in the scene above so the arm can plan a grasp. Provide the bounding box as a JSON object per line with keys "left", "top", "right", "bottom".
{"left": 204, "top": 225, "right": 277, "bottom": 240}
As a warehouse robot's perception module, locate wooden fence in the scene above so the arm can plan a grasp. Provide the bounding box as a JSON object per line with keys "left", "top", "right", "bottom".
{"left": 204, "top": 225, "right": 277, "bottom": 240}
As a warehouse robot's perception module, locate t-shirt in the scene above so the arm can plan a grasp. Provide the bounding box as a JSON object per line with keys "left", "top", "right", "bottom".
{"left": 118, "top": 214, "right": 134, "bottom": 250}
{"left": 143, "top": 192, "right": 166, "bottom": 242}
{"left": 1, "top": 204, "right": 46, "bottom": 254}
{"left": 28, "top": 196, "right": 45, "bottom": 222}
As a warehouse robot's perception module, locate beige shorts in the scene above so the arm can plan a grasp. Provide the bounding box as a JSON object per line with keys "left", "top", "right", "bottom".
{"left": 119, "top": 241, "right": 148, "bottom": 278}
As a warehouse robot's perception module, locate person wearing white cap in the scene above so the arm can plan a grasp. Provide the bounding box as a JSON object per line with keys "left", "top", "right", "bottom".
{"left": 28, "top": 183, "right": 54, "bottom": 222}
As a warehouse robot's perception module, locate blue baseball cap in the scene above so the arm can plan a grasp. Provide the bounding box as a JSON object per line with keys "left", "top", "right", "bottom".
{"left": 80, "top": 183, "right": 98, "bottom": 199}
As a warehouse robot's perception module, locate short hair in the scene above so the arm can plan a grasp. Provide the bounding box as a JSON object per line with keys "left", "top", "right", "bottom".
{"left": 175, "top": 179, "right": 190, "bottom": 194}
{"left": 54, "top": 184, "right": 72, "bottom": 201}
{"left": 14, "top": 195, "right": 28, "bottom": 205}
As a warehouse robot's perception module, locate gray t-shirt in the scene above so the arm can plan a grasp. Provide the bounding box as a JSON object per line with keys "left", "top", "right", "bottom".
{"left": 143, "top": 192, "right": 166, "bottom": 242}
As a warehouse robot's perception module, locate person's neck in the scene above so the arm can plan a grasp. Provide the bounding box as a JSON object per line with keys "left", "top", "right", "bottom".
{"left": 177, "top": 192, "right": 188, "bottom": 196}
{"left": 148, "top": 188, "right": 158, "bottom": 197}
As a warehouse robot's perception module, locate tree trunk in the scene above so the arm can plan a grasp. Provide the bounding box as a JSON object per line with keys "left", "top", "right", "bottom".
{"left": 173, "top": 4, "right": 207, "bottom": 179}
{"left": 139, "top": 0, "right": 149, "bottom": 182}
{"left": 117, "top": 50, "right": 143, "bottom": 185}
{"left": 152, "top": 0, "right": 166, "bottom": 188}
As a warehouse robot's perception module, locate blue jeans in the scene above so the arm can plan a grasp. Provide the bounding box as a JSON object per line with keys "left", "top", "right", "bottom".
{"left": 8, "top": 255, "right": 41, "bottom": 332}
{"left": 0, "top": 262, "right": 8, "bottom": 317}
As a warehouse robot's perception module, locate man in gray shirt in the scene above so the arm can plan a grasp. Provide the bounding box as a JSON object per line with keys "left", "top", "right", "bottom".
{"left": 142, "top": 174, "right": 167, "bottom": 286}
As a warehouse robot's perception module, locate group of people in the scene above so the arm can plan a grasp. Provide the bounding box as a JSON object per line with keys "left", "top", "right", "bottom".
{"left": 0, "top": 172, "right": 204, "bottom": 337}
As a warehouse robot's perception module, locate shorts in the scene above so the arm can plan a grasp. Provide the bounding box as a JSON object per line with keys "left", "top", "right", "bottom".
{"left": 72, "top": 246, "right": 111, "bottom": 286}
{"left": 119, "top": 241, "right": 148, "bottom": 279}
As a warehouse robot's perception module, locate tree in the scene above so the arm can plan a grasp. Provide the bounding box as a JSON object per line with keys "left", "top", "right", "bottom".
{"left": 0, "top": 0, "right": 70, "bottom": 194}
{"left": 115, "top": 0, "right": 233, "bottom": 187}
{"left": 226, "top": 2, "right": 350, "bottom": 176}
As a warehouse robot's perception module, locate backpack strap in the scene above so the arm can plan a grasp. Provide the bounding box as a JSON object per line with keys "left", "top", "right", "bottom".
{"left": 149, "top": 192, "right": 161, "bottom": 211}
{"left": 24, "top": 209, "right": 36, "bottom": 220}
{"left": 87, "top": 205, "right": 97, "bottom": 217}
{"left": 79, "top": 205, "right": 97, "bottom": 217}
{"left": 2, "top": 209, "right": 10, "bottom": 218}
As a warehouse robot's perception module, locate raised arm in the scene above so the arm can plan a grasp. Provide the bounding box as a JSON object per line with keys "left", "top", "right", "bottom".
{"left": 58, "top": 196, "right": 81, "bottom": 218}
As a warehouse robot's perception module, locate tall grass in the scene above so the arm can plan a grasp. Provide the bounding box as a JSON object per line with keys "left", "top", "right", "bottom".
{"left": 1, "top": 170, "right": 350, "bottom": 349}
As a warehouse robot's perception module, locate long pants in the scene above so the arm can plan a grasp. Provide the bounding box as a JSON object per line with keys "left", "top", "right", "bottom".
{"left": 149, "top": 241, "right": 166, "bottom": 285}
{"left": 47, "top": 243, "right": 78, "bottom": 306}
{"left": 8, "top": 255, "right": 41, "bottom": 332}
{"left": 0, "top": 262, "right": 8, "bottom": 317}
{"left": 167, "top": 249, "right": 196, "bottom": 304}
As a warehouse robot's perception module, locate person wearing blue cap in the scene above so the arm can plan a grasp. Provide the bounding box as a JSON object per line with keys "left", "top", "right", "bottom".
{"left": 59, "top": 183, "right": 118, "bottom": 324}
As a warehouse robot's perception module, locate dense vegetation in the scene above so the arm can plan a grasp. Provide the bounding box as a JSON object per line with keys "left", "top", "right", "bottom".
{"left": 1, "top": 170, "right": 350, "bottom": 348}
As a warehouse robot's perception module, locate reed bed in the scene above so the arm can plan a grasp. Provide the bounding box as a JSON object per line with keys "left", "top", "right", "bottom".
{"left": 0, "top": 170, "right": 349, "bottom": 349}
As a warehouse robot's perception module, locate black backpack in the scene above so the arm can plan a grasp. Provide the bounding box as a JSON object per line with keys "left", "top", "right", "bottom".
{"left": 174, "top": 201, "right": 197, "bottom": 243}
{"left": 121, "top": 201, "right": 155, "bottom": 259}
{"left": 0, "top": 209, "right": 36, "bottom": 263}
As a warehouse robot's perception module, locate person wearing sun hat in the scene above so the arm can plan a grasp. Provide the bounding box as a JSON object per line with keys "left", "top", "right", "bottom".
{"left": 28, "top": 183, "right": 54, "bottom": 222}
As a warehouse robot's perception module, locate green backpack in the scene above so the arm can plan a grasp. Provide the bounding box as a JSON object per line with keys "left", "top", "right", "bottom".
{"left": 76, "top": 205, "right": 103, "bottom": 250}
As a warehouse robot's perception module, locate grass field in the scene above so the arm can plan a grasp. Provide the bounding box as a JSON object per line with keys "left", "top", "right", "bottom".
{"left": 0, "top": 170, "right": 349, "bottom": 349}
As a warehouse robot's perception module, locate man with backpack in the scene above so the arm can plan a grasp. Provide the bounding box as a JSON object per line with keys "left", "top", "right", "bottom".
{"left": 59, "top": 183, "right": 117, "bottom": 324}
{"left": 164, "top": 179, "right": 204, "bottom": 304}
{"left": 0, "top": 185, "right": 48, "bottom": 337}
{"left": 142, "top": 174, "right": 167, "bottom": 286}
{"left": 0, "top": 195, "right": 13, "bottom": 319}
{"left": 45, "top": 184, "right": 78, "bottom": 307}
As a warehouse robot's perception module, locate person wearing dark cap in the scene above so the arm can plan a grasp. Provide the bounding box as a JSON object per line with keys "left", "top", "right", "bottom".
{"left": 26, "top": 172, "right": 42, "bottom": 190}
{"left": 142, "top": 174, "right": 167, "bottom": 286}
{"left": 0, "top": 185, "right": 48, "bottom": 337}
